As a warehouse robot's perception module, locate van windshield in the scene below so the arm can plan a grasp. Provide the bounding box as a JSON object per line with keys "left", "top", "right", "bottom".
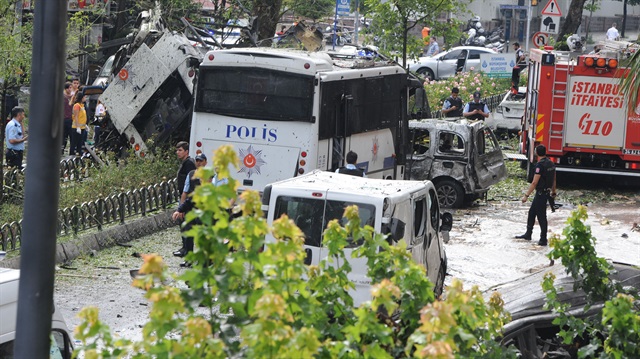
{"left": 273, "top": 196, "right": 376, "bottom": 247}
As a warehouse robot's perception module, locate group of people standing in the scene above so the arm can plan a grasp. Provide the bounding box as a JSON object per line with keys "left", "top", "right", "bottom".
{"left": 441, "top": 87, "right": 490, "bottom": 121}
{"left": 62, "top": 78, "right": 106, "bottom": 156}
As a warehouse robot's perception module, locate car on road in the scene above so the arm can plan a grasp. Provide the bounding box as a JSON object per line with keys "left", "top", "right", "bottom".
{"left": 407, "top": 118, "right": 507, "bottom": 208}
{"left": 408, "top": 46, "right": 497, "bottom": 81}
{"left": 0, "top": 268, "right": 75, "bottom": 358}
{"left": 486, "top": 262, "right": 640, "bottom": 359}
{"left": 486, "top": 86, "right": 526, "bottom": 134}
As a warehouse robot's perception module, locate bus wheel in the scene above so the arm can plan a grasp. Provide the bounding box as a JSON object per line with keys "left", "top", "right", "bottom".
{"left": 436, "top": 179, "right": 464, "bottom": 208}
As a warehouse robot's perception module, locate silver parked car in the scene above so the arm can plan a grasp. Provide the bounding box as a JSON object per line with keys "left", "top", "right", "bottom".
{"left": 408, "top": 46, "right": 497, "bottom": 81}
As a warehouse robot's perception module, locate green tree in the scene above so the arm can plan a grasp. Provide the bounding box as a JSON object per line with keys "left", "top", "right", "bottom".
{"left": 556, "top": 0, "right": 586, "bottom": 42}
{"left": 365, "top": 0, "right": 461, "bottom": 68}
{"left": 284, "top": 0, "right": 334, "bottom": 23}
{"left": 0, "top": 0, "right": 33, "bottom": 202}
{"left": 583, "top": 0, "right": 600, "bottom": 44}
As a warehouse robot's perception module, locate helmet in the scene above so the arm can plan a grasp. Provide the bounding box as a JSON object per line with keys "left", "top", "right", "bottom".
{"left": 468, "top": 28, "right": 477, "bottom": 38}
{"left": 476, "top": 36, "right": 486, "bottom": 45}
{"left": 477, "top": 28, "right": 485, "bottom": 35}
{"left": 475, "top": 21, "right": 483, "bottom": 30}
{"left": 472, "top": 16, "right": 481, "bottom": 22}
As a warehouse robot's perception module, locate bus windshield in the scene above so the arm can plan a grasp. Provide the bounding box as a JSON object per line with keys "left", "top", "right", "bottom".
{"left": 196, "top": 67, "right": 315, "bottom": 122}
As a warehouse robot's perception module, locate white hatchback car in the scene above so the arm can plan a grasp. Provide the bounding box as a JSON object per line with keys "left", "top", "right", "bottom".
{"left": 408, "top": 46, "right": 496, "bottom": 81}
{"left": 485, "top": 86, "right": 526, "bottom": 133}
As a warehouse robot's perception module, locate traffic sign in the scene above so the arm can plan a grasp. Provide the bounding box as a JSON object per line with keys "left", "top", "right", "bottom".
{"left": 540, "top": 16, "right": 559, "bottom": 34}
{"left": 541, "top": 0, "right": 562, "bottom": 16}
{"left": 532, "top": 32, "right": 550, "bottom": 47}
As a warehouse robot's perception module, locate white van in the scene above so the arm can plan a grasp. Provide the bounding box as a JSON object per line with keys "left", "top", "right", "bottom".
{"left": 0, "top": 268, "right": 74, "bottom": 358}
{"left": 262, "top": 170, "right": 452, "bottom": 306}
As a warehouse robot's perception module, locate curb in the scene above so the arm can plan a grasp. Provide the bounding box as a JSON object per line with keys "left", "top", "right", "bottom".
{"left": 2, "top": 210, "right": 178, "bottom": 269}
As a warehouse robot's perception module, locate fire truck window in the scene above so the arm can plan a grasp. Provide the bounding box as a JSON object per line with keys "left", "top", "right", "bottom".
{"left": 412, "top": 129, "right": 431, "bottom": 154}
{"left": 438, "top": 132, "right": 464, "bottom": 154}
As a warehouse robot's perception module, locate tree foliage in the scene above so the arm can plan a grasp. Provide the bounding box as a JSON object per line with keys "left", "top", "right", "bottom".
{"left": 284, "top": 0, "right": 334, "bottom": 23}
{"left": 364, "top": 0, "right": 462, "bottom": 68}
{"left": 543, "top": 206, "right": 640, "bottom": 358}
{"left": 73, "top": 145, "right": 516, "bottom": 358}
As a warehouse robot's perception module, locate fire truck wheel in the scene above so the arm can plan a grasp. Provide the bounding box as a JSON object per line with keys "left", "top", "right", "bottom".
{"left": 436, "top": 179, "right": 464, "bottom": 208}
{"left": 417, "top": 67, "right": 435, "bottom": 81}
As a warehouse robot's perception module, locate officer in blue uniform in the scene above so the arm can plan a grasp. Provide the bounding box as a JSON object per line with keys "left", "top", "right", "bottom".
{"left": 463, "top": 91, "right": 490, "bottom": 121}
{"left": 442, "top": 87, "right": 463, "bottom": 118}
{"left": 5, "top": 107, "right": 28, "bottom": 168}
{"left": 515, "top": 145, "right": 557, "bottom": 246}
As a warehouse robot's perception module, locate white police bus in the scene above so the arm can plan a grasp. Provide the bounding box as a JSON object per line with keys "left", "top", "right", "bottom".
{"left": 189, "top": 47, "right": 427, "bottom": 192}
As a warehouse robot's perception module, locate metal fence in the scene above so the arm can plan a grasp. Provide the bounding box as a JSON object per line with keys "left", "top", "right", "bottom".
{"left": 1, "top": 179, "right": 180, "bottom": 253}
{"left": 3, "top": 155, "right": 103, "bottom": 200}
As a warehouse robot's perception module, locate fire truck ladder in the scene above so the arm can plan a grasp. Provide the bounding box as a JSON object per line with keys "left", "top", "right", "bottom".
{"left": 548, "top": 53, "right": 571, "bottom": 153}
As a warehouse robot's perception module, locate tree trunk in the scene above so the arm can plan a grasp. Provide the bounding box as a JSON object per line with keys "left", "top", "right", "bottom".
{"left": 622, "top": 0, "right": 628, "bottom": 38}
{"left": 556, "top": 0, "right": 587, "bottom": 41}
{"left": 253, "top": 0, "right": 283, "bottom": 47}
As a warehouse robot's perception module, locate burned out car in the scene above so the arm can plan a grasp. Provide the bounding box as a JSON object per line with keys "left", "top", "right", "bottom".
{"left": 407, "top": 118, "right": 507, "bottom": 208}
{"left": 486, "top": 262, "right": 640, "bottom": 359}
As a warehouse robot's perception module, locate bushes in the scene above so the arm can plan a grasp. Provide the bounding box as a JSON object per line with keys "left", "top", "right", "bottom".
{"left": 73, "top": 146, "right": 515, "bottom": 358}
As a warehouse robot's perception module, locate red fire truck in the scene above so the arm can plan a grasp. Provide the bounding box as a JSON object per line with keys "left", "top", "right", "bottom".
{"left": 520, "top": 46, "right": 640, "bottom": 181}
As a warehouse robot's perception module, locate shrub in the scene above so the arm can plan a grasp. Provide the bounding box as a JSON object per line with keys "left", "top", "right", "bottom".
{"left": 74, "top": 145, "right": 515, "bottom": 358}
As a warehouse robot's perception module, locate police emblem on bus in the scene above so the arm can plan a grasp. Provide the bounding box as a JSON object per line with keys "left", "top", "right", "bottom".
{"left": 239, "top": 145, "right": 266, "bottom": 178}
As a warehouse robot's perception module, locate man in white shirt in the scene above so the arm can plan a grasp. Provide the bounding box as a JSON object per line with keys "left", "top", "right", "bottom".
{"left": 606, "top": 23, "right": 620, "bottom": 41}
{"left": 425, "top": 37, "right": 440, "bottom": 57}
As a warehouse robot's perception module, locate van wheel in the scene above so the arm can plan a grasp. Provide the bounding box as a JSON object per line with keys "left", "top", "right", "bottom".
{"left": 435, "top": 180, "right": 464, "bottom": 208}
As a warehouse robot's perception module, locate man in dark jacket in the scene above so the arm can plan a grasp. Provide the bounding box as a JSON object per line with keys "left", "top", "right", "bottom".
{"left": 336, "top": 151, "right": 365, "bottom": 177}
{"left": 515, "top": 145, "right": 557, "bottom": 246}
{"left": 173, "top": 141, "right": 196, "bottom": 259}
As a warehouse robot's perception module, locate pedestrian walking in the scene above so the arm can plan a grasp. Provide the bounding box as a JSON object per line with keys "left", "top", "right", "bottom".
{"left": 442, "top": 87, "right": 463, "bottom": 118}
{"left": 463, "top": 91, "right": 490, "bottom": 121}
{"left": 62, "top": 82, "right": 73, "bottom": 154}
{"left": 515, "top": 145, "right": 556, "bottom": 246}
{"left": 172, "top": 141, "right": 196, "bottom": 258}
{"left": 70, "top": 90, "right": 88, "bottom": 156}
{"left": 606, "top": 23, "right": 620, "bottom": 41}
{"left": 5, "top": 107, "right": 28, "bottom": 168}
{"left": 336, "top": 151, "right": 366, "bottom": 177}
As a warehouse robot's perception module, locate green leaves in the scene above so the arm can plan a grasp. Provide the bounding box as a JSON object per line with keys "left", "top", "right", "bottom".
{"left": 73, "top": 145, "right": 513, "bottom": 358}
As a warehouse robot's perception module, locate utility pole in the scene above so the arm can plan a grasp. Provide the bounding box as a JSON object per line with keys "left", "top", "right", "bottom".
{"left": 15, "top": 1, "right": 67, "bottom": 358}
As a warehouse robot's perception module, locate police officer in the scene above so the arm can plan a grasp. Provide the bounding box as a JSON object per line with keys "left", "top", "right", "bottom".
{"left": 5, "top": 107, "right": 28, "bottom": 168}
{"left": 511, "top": 42, "right": 527, "bottom": 93}
{"left": 336, "top": 151, "right": 365, "bottom": 177}
{"left": 442, "top": 87, "right": 463, "bottom": 118}
{"left": 463, "top": 91, "right": 490, "bottom": 121}
{"left": 515, "top": 145, "right": 556, "bottom": 246}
